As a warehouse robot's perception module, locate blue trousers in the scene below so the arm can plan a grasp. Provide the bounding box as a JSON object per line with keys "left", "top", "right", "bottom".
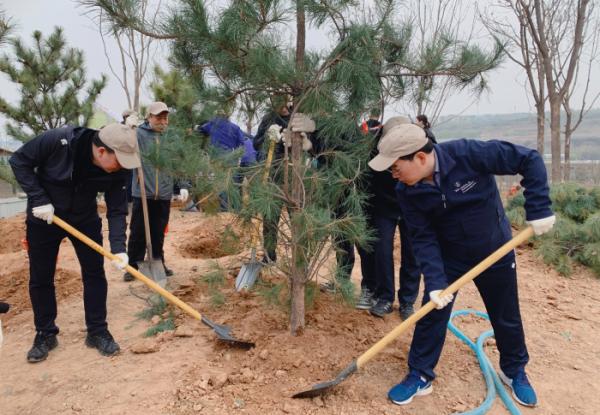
{"left": 373, "top": 215, "right": 421, "bottom": 304}
{"left": 408, "top": 259, "right": 529, "bottom": 380}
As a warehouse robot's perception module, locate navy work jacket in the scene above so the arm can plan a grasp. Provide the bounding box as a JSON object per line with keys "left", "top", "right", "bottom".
{"left": 396, "top": 139, "right": 552, "bottom": 293}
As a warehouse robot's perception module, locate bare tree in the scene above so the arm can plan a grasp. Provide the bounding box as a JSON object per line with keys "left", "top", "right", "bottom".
{"left": 93, "top": 1, "right": 160, "bottom": 112}
{"left": 515, "top": 0, "right": 593, "bottom": 182}
{"left": 482, "top": 1, "right": 547, "bottom": 155}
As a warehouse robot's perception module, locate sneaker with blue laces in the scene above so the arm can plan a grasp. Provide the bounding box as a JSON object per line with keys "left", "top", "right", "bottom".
{"left": 499, "top": 370, "right": 538, "bottom": 407}
{"left": 388, "top": 372, "right": 432, "bottom": 405}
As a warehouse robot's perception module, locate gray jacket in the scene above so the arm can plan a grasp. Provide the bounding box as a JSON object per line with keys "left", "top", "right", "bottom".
{"left": 131, "top": 121, "right": 180, "bottom": 200}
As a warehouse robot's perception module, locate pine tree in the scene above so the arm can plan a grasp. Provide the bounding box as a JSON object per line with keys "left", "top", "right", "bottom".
{"left": 0, "top": 27, "right": 107, "bottom": 142}
{"left": 87, "top": 0, "right": 504, "bottom": 334}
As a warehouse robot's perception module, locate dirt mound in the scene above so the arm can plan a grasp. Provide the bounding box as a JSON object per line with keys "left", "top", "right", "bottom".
{"left": 179, "top": 215, "right": 249, "bottom": 259}
{"left": 0, "top": 215, "right": 26, "bottom": 254}
{"left": 0, "top": 267, "right": 82, "bottom": 323}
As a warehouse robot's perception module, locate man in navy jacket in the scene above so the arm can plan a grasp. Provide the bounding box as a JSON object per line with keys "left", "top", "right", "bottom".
{"left": 368, "top": 124, "right": 555, "bottom": 407}
{"left": 10, "top": 123, "right": 140, "bottom": 363}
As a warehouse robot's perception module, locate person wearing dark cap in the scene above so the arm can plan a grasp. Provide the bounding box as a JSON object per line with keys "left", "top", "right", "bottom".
{"left": 368, "top": 125, "right": 555, "bottom": 407}
{"left": 9, "top": 123, "right": 141, "bottom": 362}
{"left": 123, "top": 102, "right": 189, "bottom": 281}
{"left": 358, "top": 116, "right": 421, "bottom": 320}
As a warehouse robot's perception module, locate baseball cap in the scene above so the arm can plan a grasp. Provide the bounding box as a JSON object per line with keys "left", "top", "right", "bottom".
{"left": 381, "top": 115, "right": 412, "bottom": 137}
{"left": 98, "top": 123, "right": 141, "bottom": 169}
{"left": 368, "top": 123, "right": 427, "bottom": 171}
{"left": 122, "top": 109, "right": 134, "bottom": 118}
{"left": 146, "top": 101, "right": 169, "bottom": 116}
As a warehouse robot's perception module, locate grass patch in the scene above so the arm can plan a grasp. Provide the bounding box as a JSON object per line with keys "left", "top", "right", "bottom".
{"left": 144, "top": 316, "right": 176, "bottom": 337}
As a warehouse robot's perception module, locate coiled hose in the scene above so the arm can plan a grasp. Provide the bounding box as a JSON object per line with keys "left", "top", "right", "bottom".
{"left": 447, "top": 310, "right": 521, "bottom": 415}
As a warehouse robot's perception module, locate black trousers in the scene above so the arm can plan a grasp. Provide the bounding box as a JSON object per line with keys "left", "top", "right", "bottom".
{"left": 408, "top": 259, "right": 529, "bottom": 380}
{"left": 127, "top": 197, "right": 171, "bottom": 268}
{"left": 27, "top": 216, "right": 107, "bottom": 336}
{"left": 373, "top": 215, "right": 421, "bottom": 304}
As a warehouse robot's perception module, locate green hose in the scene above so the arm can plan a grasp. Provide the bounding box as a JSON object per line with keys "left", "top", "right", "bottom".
{"left": 447, "top": 310, "right": 521, "bottom": 415}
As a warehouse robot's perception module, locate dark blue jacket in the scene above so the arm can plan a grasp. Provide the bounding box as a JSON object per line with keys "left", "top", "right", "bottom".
{"left": 9, "top": 126, "right": 129, "bottom": 253}
{"left": 396, "top": 139, "right": 552, "bottom": 293}
{"left": 200, "top": 117, "right": 245, "bottom": 152}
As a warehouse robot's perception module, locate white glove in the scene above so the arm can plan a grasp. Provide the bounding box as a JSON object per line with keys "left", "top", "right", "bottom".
{"left": 124, "top": 112, "right": 139, "bottom": 128}
{"left": 301, "top": 133, "right": 312, "bottom": 151}
{"left": 526, "top": 214, "right": 556, "bottom": 236}
{"left": 266, "top": 124, "right": 282, "bottom": 143}
{"left": 282, "top": 130, "right": 312, "bottom": 151}
{"left": 178, "top": 189, "right": 189, "bottom": 202}
{"left": 429, "top": 290, "right": 454, "bottom": 310}
{"left": 32, "top": 203, "right": 55, "bottom": 224}
{"left": 111, "top": 253, "right": 129, "bottom": 271}
{"left": 289, "top": 113, "right": 316, "bottom": 133}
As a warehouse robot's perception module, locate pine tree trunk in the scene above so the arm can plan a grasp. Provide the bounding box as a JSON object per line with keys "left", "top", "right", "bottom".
{"left": 549, "top": 97, "right": 562, "bottom": 183}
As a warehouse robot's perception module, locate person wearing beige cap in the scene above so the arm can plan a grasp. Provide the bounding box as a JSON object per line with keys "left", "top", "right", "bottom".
{"left": 124, "top": 102, "right": 189, "bottom": 281}
{"left": 9, "top": 123, "right": 141, "bottom": 363}
{"left": 369, "top": 124, "right": 555, "bottom": 407}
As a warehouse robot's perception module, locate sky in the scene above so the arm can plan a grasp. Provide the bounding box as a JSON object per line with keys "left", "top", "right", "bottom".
{"left": 0, "top": 0, "right": 598, "bottom": 132}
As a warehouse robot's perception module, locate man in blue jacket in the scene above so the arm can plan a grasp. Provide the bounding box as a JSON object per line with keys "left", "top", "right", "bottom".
{"left": 10, "top": 123, "right": 140, "bottom": 362}
{"left": 368, "top": 124, "right": 555, "bottom": 407}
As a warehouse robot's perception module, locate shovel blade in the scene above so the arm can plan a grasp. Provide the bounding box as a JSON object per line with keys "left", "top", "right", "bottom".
{"left": 138, "top": 259, "right": 167, "bottom": 288}
{"left": 293, "top": 361, "right": 358, "bottom": 398}
{"left": 235, "top": 260, "right": 262, "bottom": 292}
{"left": 201, "top": 316, "right": 255, "bottom": 349}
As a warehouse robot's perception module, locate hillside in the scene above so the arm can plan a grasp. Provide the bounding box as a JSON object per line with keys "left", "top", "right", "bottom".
{"left": 434, "top": 109, "right": 600, "bottom": 160}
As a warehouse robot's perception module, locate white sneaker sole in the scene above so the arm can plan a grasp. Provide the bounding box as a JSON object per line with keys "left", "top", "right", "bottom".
{"left": 390, "top": 384, "right": 433, "bottom": 405}
{"left": 499, "top": 371, "right": 537, "bottom": 407}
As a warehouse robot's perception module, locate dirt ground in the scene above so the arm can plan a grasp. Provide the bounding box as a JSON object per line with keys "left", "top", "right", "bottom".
{"left": 1, "top": 209, "right": 599, "bottom": 415}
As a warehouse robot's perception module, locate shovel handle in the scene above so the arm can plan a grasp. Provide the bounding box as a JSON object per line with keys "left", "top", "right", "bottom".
{"left": 51, "top": 215, "right": 204, "bottom": 322}
{"left": 356, "top": 226, "right": 534, "bottom": 368}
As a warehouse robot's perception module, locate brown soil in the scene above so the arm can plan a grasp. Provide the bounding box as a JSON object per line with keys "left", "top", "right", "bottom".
{"left": 0, "top": 215, "right": 26, "bottom": 254}
{"left": 0, "top": 210, "right": 599, "bottom": 415}
{"left": 179, "top": 213, "right": 249, "bottom": 259}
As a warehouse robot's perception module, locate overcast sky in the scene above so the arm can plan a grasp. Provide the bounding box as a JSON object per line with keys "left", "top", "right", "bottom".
{"left": 1, "top": 0, "right": 598, "bottom": 127}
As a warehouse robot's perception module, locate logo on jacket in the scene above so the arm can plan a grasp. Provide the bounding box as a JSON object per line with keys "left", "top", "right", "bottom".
{"left": 454, "top": 180, "right": 477, "bottom": 193}
{"left": 60, "top": 139, "right": 68, "bottom": 145}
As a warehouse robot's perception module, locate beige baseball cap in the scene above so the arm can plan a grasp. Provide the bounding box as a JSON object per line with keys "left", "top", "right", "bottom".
{"left": 381, "top": 115, "right": 412, "bottom": 137}
{"left": 98, "top": 123, "right": 141, "bottom": 169}
{"left": 146, "top": 101, "right": 169, "bottom": 117}
{"left": 368, "top": 123, "right": 428, "bottom": 171}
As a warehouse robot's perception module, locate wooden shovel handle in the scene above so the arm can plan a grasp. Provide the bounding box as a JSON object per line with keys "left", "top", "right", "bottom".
{"left": 52, "top": 215, "right": 204, "bottom": 322}
{"left": 356, "top": 226, "right": 534, "bottom": 368}
{"left": 136, "top": 167, "right": 155, "bottom": 260}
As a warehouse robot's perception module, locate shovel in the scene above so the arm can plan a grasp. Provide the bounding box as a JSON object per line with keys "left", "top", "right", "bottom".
{"left": 51, "top": 215, "right": 255, "bottom": 349}
{"left": 292, "top": 226, "right": 534, "bottom": 398}
{"left": 235, "top": 139, "right": 277, "bottom": 291}
{"left": 135, "top": 167, "right": 167, "bottom": 286}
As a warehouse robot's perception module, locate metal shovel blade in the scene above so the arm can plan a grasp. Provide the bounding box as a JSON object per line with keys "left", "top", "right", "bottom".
{"left": 201, "top": 315, "right": 255, "bottom": 349}
{"left": 138, "top": 259, "right": 167, "bottom": 288}
{"left": 235, "top": 249, "right": 263, "bottom": 292}
{"left": 293, "top": 361, "right": 358, "bottom": 398}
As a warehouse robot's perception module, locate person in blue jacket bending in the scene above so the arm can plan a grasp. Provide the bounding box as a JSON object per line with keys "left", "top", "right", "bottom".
{"left": 368, "top": 124, "right": 555, "bottom": 408}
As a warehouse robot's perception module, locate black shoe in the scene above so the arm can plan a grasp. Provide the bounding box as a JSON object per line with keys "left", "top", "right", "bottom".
{"left": 123, "top": 271, "right": 134, "bottom": 282}
{"left": 86, "top": 330, "right": 120, "bottom": 356}
{"left": 164, "top": 267, "right": 174, "bottom": 277}
{"left": 27, "top": 333, "right": 58, "bottom": 363}
{"left": 399, "top": 303, "right": 415, "bottom": 320}
{"left": 370, "top": 300, "right": 393, "bottom": 318}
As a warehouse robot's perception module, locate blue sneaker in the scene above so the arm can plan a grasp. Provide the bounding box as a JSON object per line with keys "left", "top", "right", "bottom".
{"left": 500, "top": 370, "right": 538, "bottom": 407}
{"left": 388, "top": 372, "right": 432, "bottom": 405}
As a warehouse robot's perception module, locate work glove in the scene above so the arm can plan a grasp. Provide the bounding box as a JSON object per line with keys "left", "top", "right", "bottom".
{"left": 124, "top": 112, "right": 140, "bottom": 128}
{"left": 282, "top": 130, "right": 312, "bottom": 151}
{"left": 32, "top": 203, "right": 54, "bottom": 224}
{"left": 289, "top": 113, "right": 316, "bottom": 133}
{"left": 266, "top": 124, "right": 282, "bottom": 143}
{"left": 111, "top": 253, "right": 129, "bottom": 271}
{"left": 429, "top": 290, "right": 454, "bottom": 310}
{"left": 177, "top": 189, "right": 189, "bottom": 202}
{"left": 526, "top": 214, "right": 556, "bottom": 236}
